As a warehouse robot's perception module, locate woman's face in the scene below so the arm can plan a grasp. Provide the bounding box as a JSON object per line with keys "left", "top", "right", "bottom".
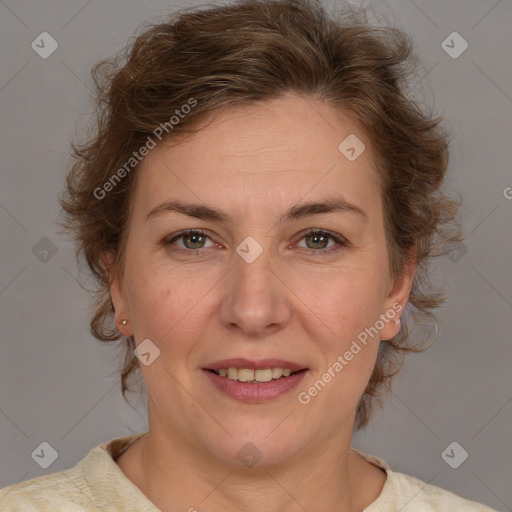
{"left": 111, "top": 93, "right": 413, "bottom": 465}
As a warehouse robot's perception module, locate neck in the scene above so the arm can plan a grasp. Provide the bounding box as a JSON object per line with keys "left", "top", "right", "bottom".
{"left": 142, "top": 434, "right": 353, "bottom": 512}
{"left": 119, "top": 413, "right": 386, "bottom": 512}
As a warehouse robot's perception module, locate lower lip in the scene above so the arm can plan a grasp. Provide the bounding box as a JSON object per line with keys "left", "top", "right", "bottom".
{"left": 202, "top": 369, "right": 308, "bottom": 402}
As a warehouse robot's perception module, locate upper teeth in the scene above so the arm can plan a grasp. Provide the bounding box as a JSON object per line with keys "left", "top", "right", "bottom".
{"left": 215, "top": 367, "right": 293, "bottom": 382}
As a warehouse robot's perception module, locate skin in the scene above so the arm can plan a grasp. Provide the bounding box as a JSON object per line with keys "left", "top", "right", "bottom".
{"left": 109, "top": 92, "right": 415, "bottom": 512}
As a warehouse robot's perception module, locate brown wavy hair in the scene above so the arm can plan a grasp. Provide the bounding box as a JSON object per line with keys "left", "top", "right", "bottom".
{"left": 60, "top": 0, "right": 461, "bottom": 430}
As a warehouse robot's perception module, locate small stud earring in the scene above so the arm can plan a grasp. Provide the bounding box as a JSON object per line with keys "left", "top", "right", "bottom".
{"left": 394, "top": 318, "right": 401, "bottom": 325}
{"left": 121, "top": 320, "right": 127, "bottom": 325}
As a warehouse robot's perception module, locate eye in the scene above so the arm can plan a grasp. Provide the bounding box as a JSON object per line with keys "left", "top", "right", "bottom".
{"left": 295, "top": 229, "right": 346, "bottom": 255}
{"left": 164, "top": 228, "right": 347, "bottom": 257}
{"left": 166, "top": 229, "right": 216, "bottom": 253}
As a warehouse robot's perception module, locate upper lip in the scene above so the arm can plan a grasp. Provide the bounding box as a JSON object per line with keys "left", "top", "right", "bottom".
{"left": 204, "top": 358, "right": 307, "bottom": 372}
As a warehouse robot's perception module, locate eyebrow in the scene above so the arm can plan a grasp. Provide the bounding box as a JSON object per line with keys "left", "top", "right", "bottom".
{"left": 145, "top": 197, "right": 367, "bottom": 224}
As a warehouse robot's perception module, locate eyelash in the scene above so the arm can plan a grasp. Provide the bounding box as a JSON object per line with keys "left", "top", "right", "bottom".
{"left": 165, "top": 228, "right": 347, "bottom": 257}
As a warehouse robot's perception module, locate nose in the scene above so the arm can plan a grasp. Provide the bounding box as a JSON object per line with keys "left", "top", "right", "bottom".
{"left": 218, "top": 243, "right": 292, "bottom": 337}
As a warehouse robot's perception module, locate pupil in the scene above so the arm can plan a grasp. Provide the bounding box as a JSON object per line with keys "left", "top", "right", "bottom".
{"left": 308, "top": 234, "right": 327, "bottom": 249}
{"left": 186, "top": 233, "right": 204, "bottom": 248}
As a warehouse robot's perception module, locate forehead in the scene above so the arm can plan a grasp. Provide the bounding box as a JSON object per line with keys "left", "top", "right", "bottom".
{"left": 134, "top": 93, "right": 381, "bottom": 216}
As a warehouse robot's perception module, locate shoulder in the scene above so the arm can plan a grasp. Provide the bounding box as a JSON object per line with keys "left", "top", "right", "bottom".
{"left": 350, "top": 447, "right": 497, "bottom": 512}
{"left": 0, "top": 464, "right": 95, "bottom": 511}
{"left": 384, "top": 471, "right": 498, "bottom": 511}
{"left": 0, "top": 432, "right": 149, "bottom": 512}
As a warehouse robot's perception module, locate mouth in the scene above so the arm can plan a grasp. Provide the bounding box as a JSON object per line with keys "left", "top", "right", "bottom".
{"left": 202, "top": 358, "right": 309, "bottom": 401}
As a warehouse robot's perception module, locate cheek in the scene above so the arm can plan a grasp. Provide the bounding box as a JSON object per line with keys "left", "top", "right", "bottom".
{"left": 285, "top": 263, "right": 384, "bottom": 400}
{"left": 123, "top": 253, "right": 230, "bottom": 360}
{"left": 125, "top": 257, "right": 219, "bottom": 345}
{"left": 287, "top": 259, "right": 387, "bottom": 337}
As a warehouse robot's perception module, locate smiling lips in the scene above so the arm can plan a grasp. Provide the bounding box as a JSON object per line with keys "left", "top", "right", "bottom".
{"left": 203, "top": 358, "right": 309, "bottom": 401}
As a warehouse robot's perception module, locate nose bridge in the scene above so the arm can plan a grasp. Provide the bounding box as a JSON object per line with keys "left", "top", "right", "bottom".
{"left": 235, "top": 240, "right": 273, "bottom": 293}
{"left": 219, "top": 236, "right": 291, "bottom": 335}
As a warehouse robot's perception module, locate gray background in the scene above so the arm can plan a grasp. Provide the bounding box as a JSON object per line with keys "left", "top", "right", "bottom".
{"left": 0, "top": 0, "right": 511, "bottom": 510}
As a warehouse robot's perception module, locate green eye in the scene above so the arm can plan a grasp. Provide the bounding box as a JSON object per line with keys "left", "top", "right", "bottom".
{"left": 165, "top": 228, "right": 347, "bottom": 257}
{"left": 167, "top": 229, "right": 214, "bottom": 252}
{"left": 303, "top": 232, "right": 332, "bottom": 250}
{"left": 181, "top": 232, "right": 207, "bottom": 249}
{"left": 297, "top": 230, "right": 346, "bottom": 254}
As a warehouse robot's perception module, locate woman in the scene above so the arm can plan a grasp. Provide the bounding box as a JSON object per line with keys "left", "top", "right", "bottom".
{"left": 0, "top": 0, "right": 498, "bottom": 510}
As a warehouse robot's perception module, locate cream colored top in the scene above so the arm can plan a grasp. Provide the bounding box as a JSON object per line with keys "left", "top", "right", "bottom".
{"left": 0, "top": 432, "right": 497, "bottom": 511}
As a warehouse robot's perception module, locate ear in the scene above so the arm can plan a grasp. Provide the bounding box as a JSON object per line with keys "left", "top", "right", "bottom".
{"left": 101, "top": 251, "right": 132, "bottom": 337}
{"left": 379, "top": 247, "right": 417, "bottom": 341}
